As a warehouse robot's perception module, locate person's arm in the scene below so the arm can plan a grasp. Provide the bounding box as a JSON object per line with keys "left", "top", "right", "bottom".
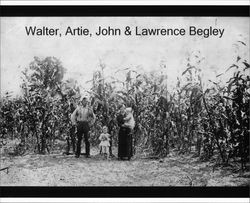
{"left": 92, "top": 111, "right": 96, "bottom": 124}
{"left": 123, "top": 114, "right": 131, "bottom": 121}
{"left": 88, "top": 107, "right": 96, "bottom": 126}
{"left": 71, "top": 108, "right": 78, "bottom": 125}
{"left": 117, "top": 114, "right": 124, "bottom": 127}
{"left": 105, "top": 135, "right": 109, "bottom": 141}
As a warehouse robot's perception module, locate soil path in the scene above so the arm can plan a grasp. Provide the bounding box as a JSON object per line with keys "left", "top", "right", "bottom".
{"left": 1, "top": 149, "right": 249, "bottom": 186}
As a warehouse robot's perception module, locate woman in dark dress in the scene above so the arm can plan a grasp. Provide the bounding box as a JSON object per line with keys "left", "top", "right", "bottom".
{"left": 117, "top": 105, "right": 133, "bottom": 160}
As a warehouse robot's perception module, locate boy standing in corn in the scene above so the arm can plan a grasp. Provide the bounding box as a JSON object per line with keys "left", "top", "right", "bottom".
{"left": 71, "top": 96, "right": 96, "bottom": 158}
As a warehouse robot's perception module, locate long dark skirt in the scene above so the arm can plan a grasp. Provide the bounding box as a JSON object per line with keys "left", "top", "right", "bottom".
{"left": 118, "top": 127, "right": 133, "bottom": 159}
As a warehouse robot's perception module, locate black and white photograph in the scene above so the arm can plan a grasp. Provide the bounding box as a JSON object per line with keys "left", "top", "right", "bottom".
{"left": 0, "top": 16, "right": 249, "bottom": 188}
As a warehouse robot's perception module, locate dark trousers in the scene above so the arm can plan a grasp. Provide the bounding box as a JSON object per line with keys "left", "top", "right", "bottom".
{"left": 76, "top": 121, "right": 90, "bottom": 157}
{"left": 109, "top": 137, "right": 113, "bottom": 155}
{"left": 118, "top": 127, "right": 133, "bottom": 159}
{"left": 66, "top": 126, "right": 76, "bottom": 154}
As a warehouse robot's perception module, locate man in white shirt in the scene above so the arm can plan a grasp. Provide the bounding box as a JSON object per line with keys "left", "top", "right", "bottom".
{"left": 71, "top": 96, "right": 96, "bottom": 158}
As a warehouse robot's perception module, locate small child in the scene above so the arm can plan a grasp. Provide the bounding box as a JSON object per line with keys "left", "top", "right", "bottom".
{"left": 123, "top": 107, "right": 135, "bottom": 130}
{"left": 99, "top": 126, "right": 111, "bottom": 158}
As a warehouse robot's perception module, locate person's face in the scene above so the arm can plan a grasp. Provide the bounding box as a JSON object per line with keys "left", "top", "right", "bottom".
{"left": 81, "top": 99, "right": 87, "bottom": 106}
{"left": 103, "top": 127, "right": 108, "bottom": 133}
{"left": 120, "top": 106, "right": 126, "bottom": 114}
{"left": 55, "top": 130, "right": 59, "bottom": 137}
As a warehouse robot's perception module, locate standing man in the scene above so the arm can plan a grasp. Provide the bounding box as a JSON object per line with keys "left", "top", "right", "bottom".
{"left": 71, "top": 96, "right": 96, "bottom": 158}
{"left": 65, "top": 101, "right": 76, "bottom": 155}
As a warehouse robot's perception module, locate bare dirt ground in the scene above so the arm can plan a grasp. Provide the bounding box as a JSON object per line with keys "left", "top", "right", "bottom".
{"left": 0, "top": 148, "right": 249, "bottom": 186}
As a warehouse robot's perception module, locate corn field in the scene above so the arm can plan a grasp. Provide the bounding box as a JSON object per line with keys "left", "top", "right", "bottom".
{"left": 1, "top": 41, "right": 249, "bottom": 171}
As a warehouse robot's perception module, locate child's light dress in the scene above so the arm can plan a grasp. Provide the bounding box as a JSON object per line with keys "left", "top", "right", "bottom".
{"left": 99, "top": 133, "right": 110, "bottom": 147}
{"left": 123, "top": 108, "right": 135, "bottom": 130}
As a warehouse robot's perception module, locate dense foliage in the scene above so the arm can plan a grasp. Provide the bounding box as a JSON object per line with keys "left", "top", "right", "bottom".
{"left": 1, "top": 42, "right": 249, "bottom": 170}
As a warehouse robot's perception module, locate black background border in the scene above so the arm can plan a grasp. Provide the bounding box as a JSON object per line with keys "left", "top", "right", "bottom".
{"left": 0, "top": 186, "right": 249, "bottom": 197}
{"left": 0, "top": 5, "right": 249, "bottom": 198}
{"left": 0, "top": 6, "right": 249, "bottom": 16}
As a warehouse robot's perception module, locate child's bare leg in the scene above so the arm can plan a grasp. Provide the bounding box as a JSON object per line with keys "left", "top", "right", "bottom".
{"left": 99, "top": 146, "right": 102, "bottom": 154}
{"left": 102, "top": 146, "right": 106, "bottom": 155}
{"left": 107, "top": 149, "right": 110, "bottom": 159}
{"left": 104, "top": 146, "right": 109, "bottom": 159}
